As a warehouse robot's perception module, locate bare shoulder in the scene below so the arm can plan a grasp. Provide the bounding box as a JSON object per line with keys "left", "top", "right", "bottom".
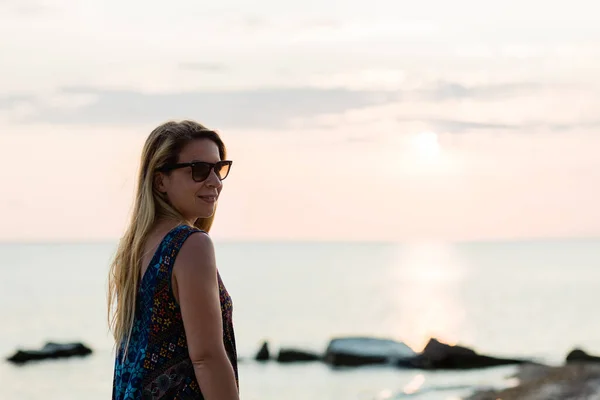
{"left": 174, "top": 231, "right": 216, "bottom": 275}
{"left": 172, "top": 230, "right": 226, "bottom": 362}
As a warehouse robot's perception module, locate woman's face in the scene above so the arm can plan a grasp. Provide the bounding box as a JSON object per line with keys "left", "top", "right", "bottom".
{"left": 157, "top": 139, "right": 226, "bottom": 222}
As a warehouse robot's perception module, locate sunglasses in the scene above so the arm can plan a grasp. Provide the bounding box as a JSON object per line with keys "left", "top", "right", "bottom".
{"left": 159, "top": 160, "right": 232, "bottom": 182}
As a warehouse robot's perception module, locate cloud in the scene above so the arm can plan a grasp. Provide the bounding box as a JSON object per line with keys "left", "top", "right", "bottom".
{"left": 302, "top": 19, "right": 340, "bottom": 29}
{"left": 542, "top": 121, "right": 600, "bottom": 132}
{"left": 240, "top": 15, "right": 271, "bottom": 31}
{"left": 423, "top": 118, "right": 519, "bottom": 133}
{"left": 19, "top": 86, "right": 398, "bottom": 128}
{"left": 0, "top": 0, "right": 56, "bottom": 15}
{"left": 426, "top": 119, "right": 600, "bottom": 134}
{"left": 238, "top": 15, "right": 340, "bottom": 32}
{"left": 393, "top": 117, "right": 600, "bottom": 135}
{"left": 425, "top": 81, "right": 544, "bottom": 101}
{"left": 0, "top": 95, "right": 34, "bottom": 109}
{"left": 8, "top": 79, "right": 591, "bottom": 133}
{"left": 178, "top": 63, "right": 228, "bottom": 72}
{"left": 334, "top": 117, "right": 519, "bottom": 142}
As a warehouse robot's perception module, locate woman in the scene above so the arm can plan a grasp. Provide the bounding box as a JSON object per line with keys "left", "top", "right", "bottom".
{"left": 108, "top": 120, "right": 239, "bottom": 400}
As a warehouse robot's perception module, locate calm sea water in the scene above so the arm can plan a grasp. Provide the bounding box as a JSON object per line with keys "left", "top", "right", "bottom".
{"left": 2, "top": 239, "right": 600, "bottom": 399}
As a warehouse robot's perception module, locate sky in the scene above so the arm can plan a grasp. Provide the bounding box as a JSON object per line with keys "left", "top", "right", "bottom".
{"left": 1, "top": 0, "right": 600, "bottom": 242}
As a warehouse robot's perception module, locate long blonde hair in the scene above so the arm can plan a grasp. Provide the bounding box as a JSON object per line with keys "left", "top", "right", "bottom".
{"left": 107, "top": 120, "right": 227, "bottom": 353}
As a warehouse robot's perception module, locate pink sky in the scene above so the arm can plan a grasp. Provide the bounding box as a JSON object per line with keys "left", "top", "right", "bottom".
{"left": 1, "top": 125, "right": 598, "bottom": 242}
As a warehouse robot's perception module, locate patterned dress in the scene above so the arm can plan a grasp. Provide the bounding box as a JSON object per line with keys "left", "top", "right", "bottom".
{"left": 112, "top": 225, "right": 238, "bottom": 400}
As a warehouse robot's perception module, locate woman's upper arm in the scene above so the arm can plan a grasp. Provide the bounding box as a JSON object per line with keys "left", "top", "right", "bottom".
{"left": 174, "top": 232, "right": 226, "bottom": 362}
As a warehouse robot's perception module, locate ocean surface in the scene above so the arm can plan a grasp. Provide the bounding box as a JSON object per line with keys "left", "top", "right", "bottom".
{"left": 2, "top": 239, "right": 600, "bottom": 399}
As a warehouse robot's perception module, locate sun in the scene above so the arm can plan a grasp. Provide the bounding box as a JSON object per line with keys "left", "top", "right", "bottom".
{"left": 386, "top": 130, "right": 459, "bottom": 177}
{"left": 410, "top": 131, "right": 441, "bottom": 161}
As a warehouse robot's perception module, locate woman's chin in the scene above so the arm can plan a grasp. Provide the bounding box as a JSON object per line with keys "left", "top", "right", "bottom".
{"left": 196, "top": 206, "right": 216, "bottom": 219}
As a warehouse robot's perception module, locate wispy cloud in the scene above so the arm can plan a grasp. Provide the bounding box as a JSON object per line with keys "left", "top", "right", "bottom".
{"left": 402, "top": 118, "right": 600, "bottom": 134}
{"left": 301, "top": 18, "right": 340, "bottom": 29}
{"left": 239, "top": 15, "right": 271, "bottom": 31}
{"left": 178, "top": 63, "right": 228, "bottom": 72}
{"left": 425, "top": 81, "right": 544, "bottom": 101}
{"left": 422, "top": 118, "right": 518, "bottom": 132}
{"left": 538, "top": 121, "right": 600, "bottom": 132}
{"left": 238, "top": 15, "right": 340, "bottom": 32}
{"left": 17, "top": 86, "right": 398, "bottom": 128}
{"left": 0, "top": 0, "right": 57, "bottom": 15}
{"left": 6, "top": 79, "right": 594, "bottom": 134}
{"left": 0, "top": 95, "right": 34, "bottom": 109}
{"left": 334, "top": 118, "right": 520, "bottom": 142}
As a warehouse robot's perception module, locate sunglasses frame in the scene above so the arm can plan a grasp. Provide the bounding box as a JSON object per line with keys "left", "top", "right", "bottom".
{"left": 159, "top": 160, "right": 233, "bottom": 182}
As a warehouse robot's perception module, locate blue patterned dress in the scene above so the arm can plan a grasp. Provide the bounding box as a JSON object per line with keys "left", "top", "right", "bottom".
{"left": 112, "top": 225, "right": 238, "bottom": 399}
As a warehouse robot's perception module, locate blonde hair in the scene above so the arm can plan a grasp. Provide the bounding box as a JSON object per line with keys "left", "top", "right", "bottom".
{"left": 107, "top": 120, "right": 227, "bottom": 355}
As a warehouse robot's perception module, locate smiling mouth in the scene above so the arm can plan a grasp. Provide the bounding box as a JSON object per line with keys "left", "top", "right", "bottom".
{"left": 198, "top": 195, "right": 217, "bottom": 203}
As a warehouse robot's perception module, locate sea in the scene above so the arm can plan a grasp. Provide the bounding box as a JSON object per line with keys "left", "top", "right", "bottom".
{"left": 2, "top": 238, "right": 600, "bottom": 400}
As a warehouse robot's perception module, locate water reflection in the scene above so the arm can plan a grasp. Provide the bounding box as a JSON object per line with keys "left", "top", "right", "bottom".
{"left": 386, "top": 242, "right": 469, "bottom": 352}
{"left": 403, "top": 373, "right": 425, "bottom": 394}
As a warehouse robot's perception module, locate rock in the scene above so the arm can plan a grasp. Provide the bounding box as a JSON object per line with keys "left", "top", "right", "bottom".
{"left": 407, "top": 338, "right": 529, "bottom": 370}
{"left": 423, "top": 338, "right": 477, "bottom": 358}
{"left": 467, "top": 363, "right": 600, "bottom": 400}
{"left": 566, "top": 348, "right": 600, "bottom": 363}
{"left": 255, "top": 341, "right": 270, "bottom": 361}
{"left": 324, "top": 337, "right": 416, "bottom": 367}
{"left": 276, "top": 349, "right": 321, "bottom": 363}
{"left": 7, "top": 342, "right": 92, "bottom": 364}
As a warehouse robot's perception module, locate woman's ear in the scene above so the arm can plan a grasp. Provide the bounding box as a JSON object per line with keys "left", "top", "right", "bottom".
{"left": 154, "top": 172, "right": 167, "bottom": 194}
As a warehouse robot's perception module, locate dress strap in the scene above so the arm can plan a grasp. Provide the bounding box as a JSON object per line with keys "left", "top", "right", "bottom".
{"left": 158, "top": 225, "right": 204, "bottom": 276}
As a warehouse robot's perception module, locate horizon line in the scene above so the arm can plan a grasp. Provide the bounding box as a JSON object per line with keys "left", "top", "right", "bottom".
{"left": 1, "top": 234, "right": 599, "bottom": 246}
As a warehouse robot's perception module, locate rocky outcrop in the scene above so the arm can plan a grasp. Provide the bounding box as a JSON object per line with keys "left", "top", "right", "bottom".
{"left": 324, "top": 337, "right": 416, "bottom": 367}
{"left": 252, "top": 337, "right": 530, "bottom": 370}
{"left": 566, "top": 349, "right": 600, "bottom": 363}
{"left": 7, "top": 342, "right": 92, "bottom": 364}
{"left": 467, "top": 363, "right": 600, "bottom": 400}
{"left": 254, "top": 341, "right": 320, "bottom": 363}
{"left": 406, "top": 338, "right": 529, "bottom": 370}
{"left": 254, "top": 341, "right": 270, "bottom": 361}
{"left": 276, "top": 349, "right": 321, "bottom": 363}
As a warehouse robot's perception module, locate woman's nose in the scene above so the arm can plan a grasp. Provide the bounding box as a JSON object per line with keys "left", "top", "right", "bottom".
{"left": 205, "top": 170, "right": 223, "bottom": 188}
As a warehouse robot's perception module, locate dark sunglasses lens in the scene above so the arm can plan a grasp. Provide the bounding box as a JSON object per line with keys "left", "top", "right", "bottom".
{"left": 191, "top": 164, "right": 212, "bottom": 181}
{"left": 216, "top": 162, "right": 231, "bottom": 180}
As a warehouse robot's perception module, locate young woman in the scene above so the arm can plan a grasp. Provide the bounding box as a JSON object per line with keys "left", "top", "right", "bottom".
{"left": 108, "top": 120, "right": 239, "bottom": 399}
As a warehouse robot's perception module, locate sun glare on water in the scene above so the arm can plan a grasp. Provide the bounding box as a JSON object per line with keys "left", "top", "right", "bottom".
{"left": 385, "top": 242, "right": 468, "bottom": 352}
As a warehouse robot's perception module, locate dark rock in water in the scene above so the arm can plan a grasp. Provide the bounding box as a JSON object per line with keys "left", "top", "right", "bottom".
{"left": 328, "top": 352, "right": 388, "bottom": 367}
{"left": 7, "top": 342, "right": 93, "bottom": 364}
{"left": 406, "top": 338, "right": 528, "bottom": 370}
{"left": 566, "top": 348, "right": 600, "bottom": 363}
{"left": 255, "top": 341, "right": 270, "bottom": 361}
{"left": 324, "top": 337, "right": 416, "bottom": 367}
{"left": 277, "top": 349, "right": 321, "bottom": 363}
